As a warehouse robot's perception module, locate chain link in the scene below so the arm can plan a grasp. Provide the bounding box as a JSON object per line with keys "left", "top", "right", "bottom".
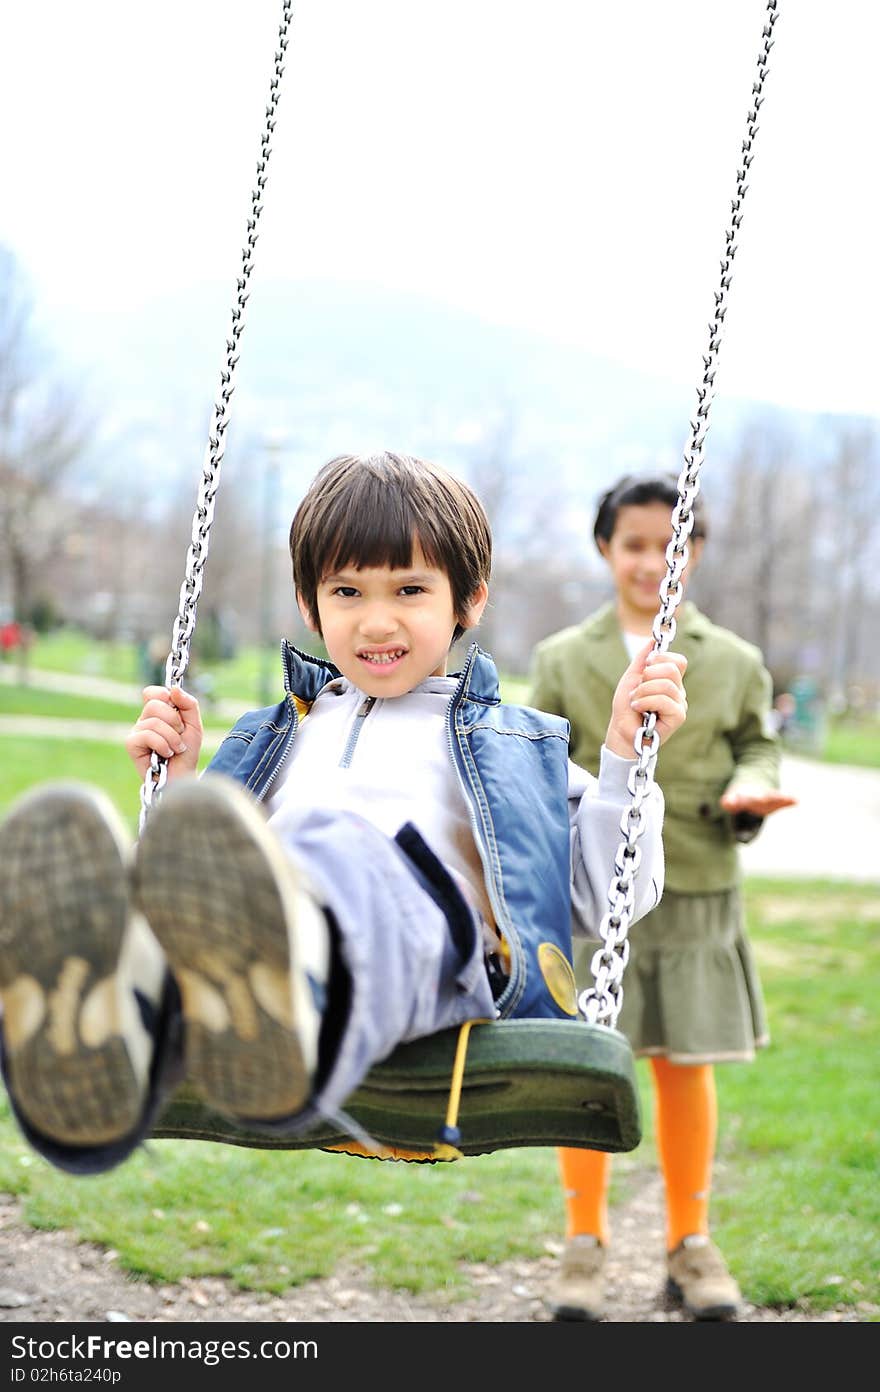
{"left": 139, "top": 0, "right": 294, "bottom": 834}
{"left": 579, "top": 0, "right": 780, "bottom": 1029}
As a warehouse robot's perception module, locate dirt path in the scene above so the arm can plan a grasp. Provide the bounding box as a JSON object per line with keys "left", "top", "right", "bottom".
{"left": 0, "top": 1174, "right": 862, "bottom": 1324}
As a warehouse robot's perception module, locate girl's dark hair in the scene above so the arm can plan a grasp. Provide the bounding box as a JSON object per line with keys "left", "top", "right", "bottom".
{"left": 290, "top": 452, "right": 492, "bottom": 642}
{"left": 592, "top": 472, "right": 708, "bottom": 551}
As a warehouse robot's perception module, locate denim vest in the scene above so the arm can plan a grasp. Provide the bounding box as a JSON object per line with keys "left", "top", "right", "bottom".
{"left": 207, "top": 642, "right": 576, "bottom": 1021}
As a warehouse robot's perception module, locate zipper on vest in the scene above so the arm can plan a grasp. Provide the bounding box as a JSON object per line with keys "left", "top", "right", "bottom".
{"left": 339, "top": 696, "right": 376, "bottom": 768}
{"left": 442, "top": 657, "right": 524, "bottom": 1018}
{"left": 256, "top": 642, "right": 300, "bottom": 802}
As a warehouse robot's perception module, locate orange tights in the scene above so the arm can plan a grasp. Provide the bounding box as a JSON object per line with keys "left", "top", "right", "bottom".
{"left": 557, "top": 1058, "right": 717, "bottom": 1251}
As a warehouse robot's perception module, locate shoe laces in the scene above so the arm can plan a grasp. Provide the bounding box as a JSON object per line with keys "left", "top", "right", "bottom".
{"left": 673, "top": 1236, "right": 730, "bottom": 1278}
{"left": 562, "top": 1234, "right": 605, "bottom": 1277}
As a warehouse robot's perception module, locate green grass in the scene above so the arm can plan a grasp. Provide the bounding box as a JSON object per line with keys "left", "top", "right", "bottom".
{"left": 0, "top": 684, "right": 229, "bottom": 730}
{"left": 712, "top": 879, "right": 880, "bottom": 1312}
{"left": 0, "top": 684, "right": 143, "bottom": 725}
{"left": 19, "top": 631, "right": 142, "bottom": 685}
{"left": 819, "top": 720, "right": 880, "bottom": 769}
{"left": 0, "top": 736, "right": 217, "bottom": 823}
{"left": 0, "top": 1138, "right": 566, "bottom": 1296}
{"left": 499, "top": 673, "right": 529, "bottom": 704}
{"left": 0, "top": 737, "right": 143, "bottom": 826}
{"left": 21, "top": 629, "right": 283, "bottom": 707}
{"left": 0, "top": 875, "right": 876, "bottom": 1315}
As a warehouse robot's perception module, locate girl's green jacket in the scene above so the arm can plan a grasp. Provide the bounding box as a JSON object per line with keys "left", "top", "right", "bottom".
{"left": 528, "top": 600, "right": 781, "bottom": 894}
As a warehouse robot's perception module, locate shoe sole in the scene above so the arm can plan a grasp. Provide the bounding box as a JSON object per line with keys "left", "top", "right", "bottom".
{"left": 548, "top": 1301, "right": 603, "bottom": 1322}
{"left": 666, "top": 1276, "right": 741, "bottom": 1320}
{"left": 0, "top": 784, "right": 142, "bottom": 1146}
{"left": 133, "top": 777, "right": 311, "bottom": 1122}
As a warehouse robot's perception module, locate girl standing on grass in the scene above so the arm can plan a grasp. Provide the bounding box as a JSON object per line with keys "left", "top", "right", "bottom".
{"left": 528, "top": 471, "right": 797, "bottom": 1321}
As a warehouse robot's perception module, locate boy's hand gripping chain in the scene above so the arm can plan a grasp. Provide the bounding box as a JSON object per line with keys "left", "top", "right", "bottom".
{"left": 139, "top": 0, "right": 294, "bottom": 835}
{"left": 579, "top": 0, "right": 780, "bottom": 1030}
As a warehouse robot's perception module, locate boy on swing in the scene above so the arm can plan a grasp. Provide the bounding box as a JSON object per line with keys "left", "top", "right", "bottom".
{"left": 0, "top": 452, "right": 687, "bottom": 1171}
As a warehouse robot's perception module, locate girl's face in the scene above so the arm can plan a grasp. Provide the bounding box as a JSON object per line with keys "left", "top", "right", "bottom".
{"left": 598, "top": 501, "right": 704, "bottom": 622}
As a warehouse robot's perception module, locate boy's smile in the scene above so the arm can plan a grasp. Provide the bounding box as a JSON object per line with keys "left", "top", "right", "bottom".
{"left": 300, "top": 543, "right": 488, "bottom": 698}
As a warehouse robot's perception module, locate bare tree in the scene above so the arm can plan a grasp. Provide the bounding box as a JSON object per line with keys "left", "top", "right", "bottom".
{"left": 462, "top": 413, "right": 587, "bottom": 669}
{"left": 691, "top": 415, "right": 818, "bottom": 688}
{"left": 0, "top": 248, "right": 93, "bottom": 667}
{"left": 816, "top": 417, "right": 880, "bottom": 705}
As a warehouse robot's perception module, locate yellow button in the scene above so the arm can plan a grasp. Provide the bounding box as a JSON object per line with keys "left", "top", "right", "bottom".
{"left": 538, "top": 942, "right": 578, "bottom": 1015}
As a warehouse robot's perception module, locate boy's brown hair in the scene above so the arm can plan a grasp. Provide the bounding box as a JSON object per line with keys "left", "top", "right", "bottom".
{"left": 290, "top": 452, "right": 493, "bottom": 642}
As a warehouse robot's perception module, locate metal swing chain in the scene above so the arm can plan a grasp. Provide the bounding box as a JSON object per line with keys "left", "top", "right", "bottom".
{"left": 579, "top": 0, "right": 780, "bottom": 1030}
{"left": 139, "top": 0, "right": 294, "bottom": 834}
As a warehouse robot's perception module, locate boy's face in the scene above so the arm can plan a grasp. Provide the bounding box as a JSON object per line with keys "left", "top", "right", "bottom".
{"left": 299, "top": 543, "right": 488, "bottom": 698}
{"left": 598, "top": 501, "right": 704, "bottom": 622}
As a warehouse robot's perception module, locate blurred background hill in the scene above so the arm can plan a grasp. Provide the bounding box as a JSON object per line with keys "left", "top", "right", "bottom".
{"left": 3, "top": 256, "right": 879, "bottom": 717}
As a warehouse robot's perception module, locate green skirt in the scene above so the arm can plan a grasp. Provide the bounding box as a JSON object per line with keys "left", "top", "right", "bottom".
{"left": 573, "top": 886, "right": 769, "bottom": 1064}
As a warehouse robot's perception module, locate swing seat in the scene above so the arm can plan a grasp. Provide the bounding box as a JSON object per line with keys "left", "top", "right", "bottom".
{"left": 152, "top": 1018, "right": 641, "bottom": 1159}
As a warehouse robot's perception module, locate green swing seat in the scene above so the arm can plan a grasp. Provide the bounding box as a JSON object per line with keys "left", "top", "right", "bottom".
{"left": 152, "top": 1018, "right": 641, "bottom": 1160}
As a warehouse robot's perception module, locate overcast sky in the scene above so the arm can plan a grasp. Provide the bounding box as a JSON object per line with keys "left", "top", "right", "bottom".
{"left": 1, "top": 1, "right": 878, "bottom": 419}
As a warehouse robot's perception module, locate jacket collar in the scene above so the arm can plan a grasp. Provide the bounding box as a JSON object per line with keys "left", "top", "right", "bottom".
{"left": 578, "top": 602, "right": 629, "bottom": 689}
{"left": 675, "top": 601, "right": 711, "bottom": 640}
{"left": 579, "top": 599, "right": 708, "bottom": 688}
{"left": 451, "top": 643, "right": 501, "bottom": 704}
{"left": 281, "top": 640, "right": 341, "bottom": 703}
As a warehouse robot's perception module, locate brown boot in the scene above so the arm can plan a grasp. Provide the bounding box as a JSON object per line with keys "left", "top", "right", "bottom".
{"left": 546, "top": 1234, "right": 607, "bottom": 1321}
{"left": 666, "top": 1235, "right": 742, "bottom": 1320}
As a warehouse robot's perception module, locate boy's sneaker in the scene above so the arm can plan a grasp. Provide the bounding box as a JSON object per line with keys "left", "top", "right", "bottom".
{"left": 666, "top": 1234, "right": 743, "bottom": 1320}
{"left": 0, "top": 784, "right": 161, "bottom": 1147}
{"left": 546, "top": 1234, "right": 607, "bottom": 1321}
{"left": 133, "top": 775, "right": 330, "bottom": 1123}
